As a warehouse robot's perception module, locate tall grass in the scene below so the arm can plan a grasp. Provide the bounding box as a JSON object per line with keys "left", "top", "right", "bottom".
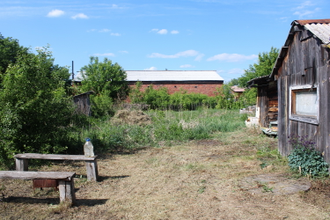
{"left": 74, "top": 109, "right": 247, "bottom": 154}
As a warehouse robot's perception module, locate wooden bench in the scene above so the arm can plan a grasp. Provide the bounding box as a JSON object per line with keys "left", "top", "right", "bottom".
{"left": 14, "top": 153, "right": 98, "bottom": 181}
{"left": 0, "top": 171, "right": 76, "bottom": 205}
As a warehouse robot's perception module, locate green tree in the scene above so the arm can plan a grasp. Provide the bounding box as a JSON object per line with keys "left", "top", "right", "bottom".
{"left": 80, "top": 57, "right": 129, "bottom": 117}
{"left": 0, "top": 47, "right": 74, "bottom": 167}
{"left": 238, "top": 47, "right": 279, "bottom": 87}
{"left": 214, "top": 84, "right": 237, "bottom": 109}
{"left": 0, "top": 33, "right": 29, "bottom": 83}
{"left": 129, "top": 81, "right": 144, "bottom": 103}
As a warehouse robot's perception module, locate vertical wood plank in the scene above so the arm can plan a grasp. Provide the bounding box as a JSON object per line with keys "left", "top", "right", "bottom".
{"left": 58, "top": 180, "right": 75, "bottom": 205}
{"left": 15, "top": 158, "right": 28, "bottom": 171}
{"left": 85, "top": 160, "right": 98, "bottom": 181}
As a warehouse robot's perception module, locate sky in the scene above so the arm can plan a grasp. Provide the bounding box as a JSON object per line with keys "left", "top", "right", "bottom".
{"left": 1, "top": 0, "right": 329, "bottom": 83}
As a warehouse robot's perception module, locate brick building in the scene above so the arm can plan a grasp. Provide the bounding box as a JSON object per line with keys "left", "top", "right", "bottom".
{"left": 126, "top": 70, "right": 224, "bottom": 96}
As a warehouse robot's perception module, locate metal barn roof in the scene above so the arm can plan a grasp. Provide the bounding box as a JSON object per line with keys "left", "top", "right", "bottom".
{"left": 125, "top": 70, "right": 224, "bottom": 82}
{"left": 297, "top": 19, "right": 330, "bottom": 44}
{"left": 270, "top": 19, "right": 330, "bottom": 78}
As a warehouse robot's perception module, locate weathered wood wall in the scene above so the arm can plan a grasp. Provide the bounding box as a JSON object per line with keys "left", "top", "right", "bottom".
{"left": 277, "top": 27, "right": 330, "bottom": 163}
{"left": 257, "top": 81, "right": 278, "bottom": 128}
{"left": 73, "top": 92, "right": 92, "bottom": 116}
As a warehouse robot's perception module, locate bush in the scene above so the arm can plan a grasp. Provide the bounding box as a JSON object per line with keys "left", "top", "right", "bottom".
{"left": 288, "top": 135, "right": 329, "bottom": 177}
{"left": 0, "top": 48, "right": 74, "bottom": 167}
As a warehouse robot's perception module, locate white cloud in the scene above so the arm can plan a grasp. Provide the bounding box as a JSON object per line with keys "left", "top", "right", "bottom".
{"left": 195, "top": 53, "right": 205, "bottom": 61}
{"left": 293, "top": 1, "right": 320, "bottom": 17}
{"left": 72, "top": 13, "right": 88, "bottom": 19}
{"left": 180, "top": 64, "right": 194, "bottom": 68}
{"left": 150, "top": 29, "right": 179, "bottom": 35}
{"left": 47, "top": 9, "right": 64, "bottom": 17}
{"left": 293, "top": 8, "right": 320, "bottom": 17}
{"left": 111, "top": 33, "right": 121, "bottom": 36}
{"left": 227, "top": 68, "right": 244, "bottom": 75}
{"left": 157, "top": 29, "right": 168, "bottom": 34}
{"left": 93, "top": 53, "right": 115, "bottom": 57}
{"left": 119, "top": 51, "right": 129, "bottom": 54}
{"left": 148, "top": 50, "right": 203, "bottom": 59}
{"left": 207, "top": 53, "right": 257, "bottom": 62}
{"left": 145, "top": 66, "right": 157, "bottom": 70}
{"left": 100, "top": 29, "right": 111, "bottom": 32}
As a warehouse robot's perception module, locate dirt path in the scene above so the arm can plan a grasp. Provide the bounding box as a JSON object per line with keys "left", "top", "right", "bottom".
{"left": 1, "top": 131, "right": 330, "bottom": 219}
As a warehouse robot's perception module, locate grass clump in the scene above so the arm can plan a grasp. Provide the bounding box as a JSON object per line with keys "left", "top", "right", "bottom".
{"left": 78, "top": 109, "right": 247, "bottom": 153}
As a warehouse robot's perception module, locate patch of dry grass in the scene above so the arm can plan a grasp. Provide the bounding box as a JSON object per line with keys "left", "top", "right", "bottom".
{"left": 1, "top": 128, "right": 330, "bottom": 219}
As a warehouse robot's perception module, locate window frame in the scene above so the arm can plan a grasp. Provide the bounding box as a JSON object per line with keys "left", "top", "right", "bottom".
{"left": 289, "top": 85, "right": 319, "bottom": 125}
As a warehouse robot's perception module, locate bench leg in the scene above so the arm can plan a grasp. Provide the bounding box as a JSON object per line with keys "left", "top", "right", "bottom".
{"left": 85, "top": 160, "right": 98, "bottom": 181}
{"left": 58, "top": 180, "right": 75, "bottom": 206}
{"left": 15, "top": 158, "right": 28, "bottom": 171}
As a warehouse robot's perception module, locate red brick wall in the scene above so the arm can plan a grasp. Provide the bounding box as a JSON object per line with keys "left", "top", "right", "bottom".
{"left": 129, "top": 82, "right": 223, "bottom": 97}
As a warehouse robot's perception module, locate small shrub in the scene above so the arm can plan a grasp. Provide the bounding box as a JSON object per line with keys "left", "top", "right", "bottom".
{"left": 288, "top": 135, "right": 329, "bottom": 177}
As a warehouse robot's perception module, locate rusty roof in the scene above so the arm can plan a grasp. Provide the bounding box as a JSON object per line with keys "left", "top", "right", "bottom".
{"left": 294, "top": 19, "right": 330, "bottom": 26}
{"left": 231, "top": 85, "right": 245, "bottom": 93}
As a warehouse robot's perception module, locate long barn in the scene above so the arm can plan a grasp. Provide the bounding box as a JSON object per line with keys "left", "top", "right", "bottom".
{"left": 270, "top": 19, "right": 330, "bottom": 163}
{"left": 126, "top": 70, "right": 224, "bottom": 97}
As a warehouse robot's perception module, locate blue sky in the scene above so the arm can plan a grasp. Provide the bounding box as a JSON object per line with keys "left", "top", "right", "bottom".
{"left": 1, "top": 0, "right": 329, "bottom": 83}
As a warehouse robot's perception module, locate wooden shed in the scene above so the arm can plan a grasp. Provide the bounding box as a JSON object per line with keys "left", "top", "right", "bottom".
{"left": 247, "top": 75, "right": 278, "bottom": 128}
{"left": 270, "top": 19, "right": 330, "bottom": 163}
{"left": 73, "top": 91, "right": 94, "bottom": 116}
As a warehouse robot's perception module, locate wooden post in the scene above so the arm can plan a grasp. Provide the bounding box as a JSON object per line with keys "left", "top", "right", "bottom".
{"left": 58, "top": 180, "right": 75, "bottom": 205}
{"left": 85, "top": 160, "right": 98, "bottom": 181}
{"left": 15, "top": 158, "right": 28, "bottom": 171}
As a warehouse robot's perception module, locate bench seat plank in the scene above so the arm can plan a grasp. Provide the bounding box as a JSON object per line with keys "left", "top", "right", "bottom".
{"left": 14, "top": 153, "right": 98, "bottom": 181}
{"left": 14, "top": 153, "right": 97, "bottom": 161}
{"left": 0, "top": 171, "right": 76, "bottom": 205}
{"left": 0, "top": 171, "right": 75, "bottom": 180}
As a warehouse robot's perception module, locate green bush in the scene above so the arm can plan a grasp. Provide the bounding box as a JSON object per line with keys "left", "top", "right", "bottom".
{"left": 288, "top": 135, "right": 329, "bottom": 177}
{"left": 0, "top": 48, "right": 74, "bottom": 167}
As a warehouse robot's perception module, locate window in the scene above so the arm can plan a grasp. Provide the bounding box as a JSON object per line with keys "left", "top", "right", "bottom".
{"left": 290, "top": 85, "right": 318, "bottom": 124}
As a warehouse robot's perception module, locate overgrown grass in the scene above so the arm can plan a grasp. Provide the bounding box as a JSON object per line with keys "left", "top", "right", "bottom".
{"left": 75, "top": 109, "right": 247, "bottom": 154}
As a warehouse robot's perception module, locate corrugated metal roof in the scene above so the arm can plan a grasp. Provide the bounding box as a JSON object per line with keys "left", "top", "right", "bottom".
{"left": 270, "top": 19, "right": 330, "bottom": 78}
{"left": 125, "top": 70, "right": 224, "bottom": 81}
{"left": 304, "top": 22, "right": 330, "bottom": 44}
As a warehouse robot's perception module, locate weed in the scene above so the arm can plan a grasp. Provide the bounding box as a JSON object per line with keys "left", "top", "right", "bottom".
{"left": 198, "top": 186, "right": 206, "bottom": 194}
{"left": 256, "top": 181, "right": 273, "bottom": 193}
{"left": 288, "top": 135, "right": 329, "bottom": 177}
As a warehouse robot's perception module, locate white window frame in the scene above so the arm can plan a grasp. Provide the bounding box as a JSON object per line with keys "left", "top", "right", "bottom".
{"left": 289, "top": 85, "right": 319, "bottom": 125}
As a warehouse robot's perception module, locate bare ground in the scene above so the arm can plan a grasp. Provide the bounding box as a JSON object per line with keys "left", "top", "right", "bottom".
{"left": 1, "top": 130, "right": 330, "bottom": 220}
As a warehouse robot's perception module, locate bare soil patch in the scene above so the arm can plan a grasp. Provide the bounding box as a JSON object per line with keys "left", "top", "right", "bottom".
{"left": 1, "top": 130, "right": 330, "bottom": 219}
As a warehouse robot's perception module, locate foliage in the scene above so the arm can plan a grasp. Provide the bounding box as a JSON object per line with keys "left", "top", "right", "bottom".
{"left": 237, "top": 47, "right": 279, "bottom": 88}
{"left": 239, "top": 87, "right": 257, "bottom": 107}
{"left": 143, "top": 85, "right": 170, "bottom": 109}
{"left": 214, "top": 84, "right": 238, "bottom": 109}
{"left": 0, "top": 34, "right": 29, "bottom": 85}
{"left": 214, "top": 84, "right": 256, "bottom": 109}
{"left": 80, "top": 56, "right": 129, "bottom": 117}
{"left": 129, "top": 83, "right": 218, "bottom": 110}
{"left": 129, "top": 81, "right": 144, "bottom": 103}
{"left": 79, "top": 109, "right": 247, "bottom": 152}
{"left": 0, "top": 47, "right": 74, "bottom": 167}
{"left": 288, "top": 135, "right": 329, "bottom": 177}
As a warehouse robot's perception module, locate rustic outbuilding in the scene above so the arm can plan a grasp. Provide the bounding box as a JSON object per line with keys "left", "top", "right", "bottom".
{"left": 126, "top": 70, "right": 224, "bottom": 96}
{"left": 247, "top": 75, "right": 278, "bottom": 129}
{"left": 73, "top": 91, "right": 94, "bottom": 116}
{"left": 270, "top": 19, "right": 330, "bottom": 163}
